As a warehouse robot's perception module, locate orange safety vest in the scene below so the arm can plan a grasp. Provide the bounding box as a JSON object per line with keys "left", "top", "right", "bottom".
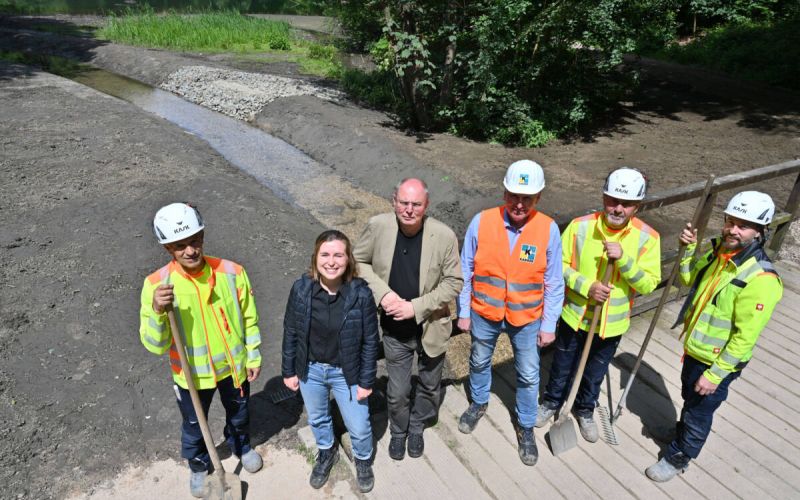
{"left": 471, "top": 206, "right": 552, "bottom": 326}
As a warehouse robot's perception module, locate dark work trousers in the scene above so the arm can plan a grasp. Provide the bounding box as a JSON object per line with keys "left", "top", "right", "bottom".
{"left": 383, "top": 332, "right": 445, "bottom": 438}
{"left": 175, "top": 376, "right": 251, "bottom": 472}
{"left": 665, "top": 355, "right": 741, "bottom": 468}
{"left": 541, "top": 321, "right": 621, "bottom": 417}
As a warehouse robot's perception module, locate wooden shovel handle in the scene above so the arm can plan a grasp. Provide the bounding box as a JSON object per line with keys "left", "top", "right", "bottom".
{"left": 167, "top": 309, "right": 226, "bottom": 474}
{"left": 559, "top": 260, "right": 615, "bottom": 416}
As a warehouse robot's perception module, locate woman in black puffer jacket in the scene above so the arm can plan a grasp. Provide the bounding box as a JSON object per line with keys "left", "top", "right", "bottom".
{"left": 281, "top": 230, "right": 378, "bottom": 493}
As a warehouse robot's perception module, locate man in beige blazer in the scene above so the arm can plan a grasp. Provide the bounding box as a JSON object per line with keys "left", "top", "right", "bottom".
{"left": 354, "top": 178, "right": 463, "bottom": 461}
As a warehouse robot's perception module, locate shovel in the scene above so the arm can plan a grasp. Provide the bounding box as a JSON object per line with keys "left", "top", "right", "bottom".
{"left": 606, "top": 174, "right": 716, "bottom": 440}
{"left": 548, "top": 261, "right": 614, "bottom": 456}
{"left": 168, "top": 309, "right": 242, "bottom": 500}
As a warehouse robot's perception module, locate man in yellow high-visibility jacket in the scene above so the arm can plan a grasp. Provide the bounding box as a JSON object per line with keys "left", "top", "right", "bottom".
{"left": 140, "top": 202, "right": 263, "bottom": 498}
{"left": 646, "top": 191, "right": 783, "bottom": 482}
{"left": 536, "top": 168, "right": 661, "bottom": 442}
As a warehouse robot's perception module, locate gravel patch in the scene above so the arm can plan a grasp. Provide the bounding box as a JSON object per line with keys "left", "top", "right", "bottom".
{"left": 161, "top": 65, "right": 345, "bottom": 121}
{"left": 777, "top": 219, "right": 800, "bottom": 265}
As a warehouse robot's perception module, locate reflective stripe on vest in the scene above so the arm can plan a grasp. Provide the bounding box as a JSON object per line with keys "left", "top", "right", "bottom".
{"left": 564, "top": 213, "right": 652, "bottom": 336}
{"left": 686, "top": 255, "right": 773, "bottom": 368}
{"left": 471, "top": 207, "right": 551, "bottom": 327}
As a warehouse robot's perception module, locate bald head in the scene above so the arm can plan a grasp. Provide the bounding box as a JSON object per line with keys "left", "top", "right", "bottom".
{"left": 392, "top": 178, "right": 429, "bottom": 236}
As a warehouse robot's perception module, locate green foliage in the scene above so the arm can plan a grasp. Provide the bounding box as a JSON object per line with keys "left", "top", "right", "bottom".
{"left": 0, "top": 50, "right": 90, "bottom": 77}
{"left": 326, "top": 0, "right": 679, "bottom": 147}
{"left": 299, "top": 41, "right": 342, "bottom": 78}
{"left": 340, "top": 68, "right": 403, "bottom": 112}
{"left": 655, "top": 16, "right": 800, "bottom": 90}
{"left": 98, "top": 8, "right": 292, "bottom": 52}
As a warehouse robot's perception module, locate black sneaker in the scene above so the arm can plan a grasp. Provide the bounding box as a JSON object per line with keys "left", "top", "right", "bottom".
{"left": 355, "top": 458, "right": 375, "bottom": 493}
{"left": 516, "top": 426, "right": 538, "bottom": 466}
{"left": 309, "top": 446, "right": 339, "bottom": 489}
{"left": 407, "top": 433, "right": 424, "bottom": 458}
{"left": 458, "top": 403, "right": 488, "bottom": 434}
{"left": 388, "top": 436, "right": 406, "bottom": 461}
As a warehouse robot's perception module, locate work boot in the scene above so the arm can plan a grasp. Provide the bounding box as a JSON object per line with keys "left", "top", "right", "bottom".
{"left": 355, "top": 458, "right": 375, "bottom": 493}
{"left": 576, "top": 413, "right": 599, "bottom": 443}
{"left": 388, "top": 436, "right": 406, "bottom": 461}
{"left": 535, "top": 403, "right": 557, "bottom": 428}
{"left": 458, "top": 403, "right": 488, "bottom": 434}
{"left": 309, "top": 446, "right": 339, "bottom": 489}
{"left": 645, "top": 457, "right": 687, "bottom": 482}
{"left": 407, "top": 433, "right": 424, "bottom": 458}
{"left": 189, "top": 470, "right": 207, "bottom": 498}
{"left": 516, "top": 426, "right": 539, "bottom": 466}
{"left": 240, "top": 449, "right": 263, "bottom": 473}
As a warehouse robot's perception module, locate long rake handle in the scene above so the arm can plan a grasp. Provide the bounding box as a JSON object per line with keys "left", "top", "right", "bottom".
{"left": 168, "top": 309, "right": 227, "bottom": 475}
{"left": 558, "top": 261, "right": 615, "bottom": 420}
{"left": 611, "top": 174, "right": 716, "bottom": 423}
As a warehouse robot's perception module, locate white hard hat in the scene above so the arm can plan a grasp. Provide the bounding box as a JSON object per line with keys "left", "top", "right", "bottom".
{"left": 603, "top": 167, "right": 647, "bottom": 201}
{"left": 153, "top": 202, "right": 205, "bottom": 244}
{"left": 503, "top": 160, "right": 545, "bottom": 195}
{"left": 724, "top": 191, "right": 775, "bottom": 226}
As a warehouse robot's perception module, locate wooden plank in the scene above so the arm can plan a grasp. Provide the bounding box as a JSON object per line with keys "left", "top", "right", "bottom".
{"left": 491, "top": 364, "right": 639, "bottom": 499}
{"left": 419, "top": 424, "right": 493, "bottom": 500}
{"left": 438, "top": 384, "right": 561, "bottom": 499}
{"left": 620, "top": 330, "right": 800, "bottom": 487}
{"left": 603, "top": 361, "right": 792, "bottom": 499}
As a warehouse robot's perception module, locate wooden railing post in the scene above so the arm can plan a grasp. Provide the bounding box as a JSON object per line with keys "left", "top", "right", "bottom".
{"left": 769, "top": 171, "right": 800, "bottom": 254}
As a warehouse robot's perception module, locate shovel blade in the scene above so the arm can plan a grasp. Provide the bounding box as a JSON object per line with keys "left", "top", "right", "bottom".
{"left": 548, "top": 416, "right": 578, "bottom": 456}
{"left": 205, "top": 472, "right": 242, "bottom": 500}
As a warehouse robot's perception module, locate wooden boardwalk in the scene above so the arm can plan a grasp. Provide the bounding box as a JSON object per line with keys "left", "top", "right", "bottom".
{"left": 300, "top": 259, "right": 800, "bottom": 499}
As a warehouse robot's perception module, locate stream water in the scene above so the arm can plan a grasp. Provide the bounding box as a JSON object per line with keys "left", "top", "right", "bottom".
{"left": 70, "top": 67, "right": 387, "bottom": 233}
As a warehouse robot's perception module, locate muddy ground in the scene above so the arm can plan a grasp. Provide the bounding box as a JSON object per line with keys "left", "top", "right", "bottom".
{"left": 1, "top": 14, "right": 799, "bottom": 499}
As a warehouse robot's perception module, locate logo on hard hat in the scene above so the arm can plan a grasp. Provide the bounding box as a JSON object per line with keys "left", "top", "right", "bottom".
{"left": 518, "top": 174, "right": 529, "bottom": 185}
{"left": 174, "top": 224, "right": 191, "bottom": 235}
{"left": 731, "top": 205, "right": 747, "bottom": 214}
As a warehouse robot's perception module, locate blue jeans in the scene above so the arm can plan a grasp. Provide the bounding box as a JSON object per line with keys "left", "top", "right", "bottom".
{"left": 175, "top": 376, "right": 251, "bottom": 473}
{"left": 468, "top": 312, "right": 541, "bottom": 429}
{"left": 299, "top": 362, "right": 373, "bottom": 460}
{"left": 666, "top": 355, "right": 741, "bottom": 468}
{"left": 541, "top": 321, "right": 621, "bottom": 417}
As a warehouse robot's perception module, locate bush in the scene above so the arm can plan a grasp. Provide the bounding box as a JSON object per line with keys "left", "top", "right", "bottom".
{"left": 655, "top": 16, "right": 800, "bottom": 90}
{"left": 325, "top": 0, "right": 678, "bottom": 147}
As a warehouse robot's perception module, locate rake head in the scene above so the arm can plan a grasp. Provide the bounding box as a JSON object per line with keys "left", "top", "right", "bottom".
{"left": 596, "top": 406, "right": 620, "bottom": 446}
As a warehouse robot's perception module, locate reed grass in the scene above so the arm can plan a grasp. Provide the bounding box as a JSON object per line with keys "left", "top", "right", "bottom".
{"left": 99, "top": 9, "right": 292, "bottom": 53}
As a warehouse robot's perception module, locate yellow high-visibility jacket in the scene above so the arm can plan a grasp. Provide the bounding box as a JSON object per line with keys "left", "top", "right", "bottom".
{"left": 678, "top": 239, "right": 782, "bottom": 384}
{"left": 561, "top": 212, "right": 661, "bottom": 338}
{"left": 139, "top": 256, "right": 261, "bottom": 390}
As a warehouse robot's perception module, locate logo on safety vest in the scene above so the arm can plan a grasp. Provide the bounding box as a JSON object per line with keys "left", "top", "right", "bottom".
{"left": 518, "top": 174, "right": 529, "bottom": 185}
{"left": 519, "top": 244, "right": 537, "bottom": 263}
{"left": 756, "top": 303, "right": 764, "bottom": 311}
{"left": 713, "top": 347, "right": 721, "bottom": 354}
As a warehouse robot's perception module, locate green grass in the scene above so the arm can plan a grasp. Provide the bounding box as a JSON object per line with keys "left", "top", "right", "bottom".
{"left": 97, "top": 9, "right": 343, "bottom": 78}
{"left": 0, "top": 50, "right": 90, "bottom": 77}
{"left": 98, "top": 10, "right": 293, "bottom": 52}
{"left": 651, "top": 17, "right": 800, "bottom": 91}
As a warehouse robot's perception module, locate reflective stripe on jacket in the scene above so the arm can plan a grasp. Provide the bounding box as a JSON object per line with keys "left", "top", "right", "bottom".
{"left": 679, "top": 239, "right": 782, "bottom": 384}
{"left": 139, "top": 256, "right": 261, "bottom": 390}
{"left": 561, "top": 212, "right": 661, "bottom": 338}
{"left": 471, "top": 206, "right": 552, "bottom": 327}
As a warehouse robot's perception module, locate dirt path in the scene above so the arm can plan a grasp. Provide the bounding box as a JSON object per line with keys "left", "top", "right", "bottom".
{"left": 2, "top": 13, "right": 800, "bottom": 499}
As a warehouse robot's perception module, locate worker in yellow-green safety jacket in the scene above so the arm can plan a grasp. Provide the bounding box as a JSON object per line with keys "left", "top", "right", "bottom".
{"left": 536, "top": 168, "right": 661, "bottom": 443}
{"left": 646, "top": 191, "right": 783, "bottom": 483}
{"left": 139, "top": 202, "right": 263, "bottom": 498}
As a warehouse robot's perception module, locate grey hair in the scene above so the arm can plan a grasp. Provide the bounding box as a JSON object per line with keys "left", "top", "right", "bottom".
{"left": 393, "top": 178, "right": 430, "bottom": 198}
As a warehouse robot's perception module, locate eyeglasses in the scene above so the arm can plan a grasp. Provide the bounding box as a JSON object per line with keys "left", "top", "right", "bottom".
{"left": 394, "top": 199, "right": 425, "bottom": 209}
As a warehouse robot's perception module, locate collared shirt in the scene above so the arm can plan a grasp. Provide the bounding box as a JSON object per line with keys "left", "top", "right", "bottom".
{"left": 309, "top": 281, "right": 343, "bottom": 365}
{"left": 457, "top": 209, "right": 564, "bottom": 333}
